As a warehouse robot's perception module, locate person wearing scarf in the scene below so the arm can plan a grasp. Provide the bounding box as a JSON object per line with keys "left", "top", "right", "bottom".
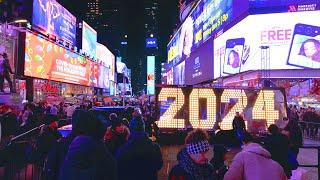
{"left": 169, "top": 129, "right": 216, "bottom": 180}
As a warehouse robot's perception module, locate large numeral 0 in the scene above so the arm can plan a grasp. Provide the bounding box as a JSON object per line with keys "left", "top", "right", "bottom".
{"left": 252, "top": 90, "right": 279, "bottom": 128}
{"left": 189, "top": 89, "right": 216, "bottom": 129}
{"left": 158, "top": 88, "right": 185, "bottom": 128}
{"left": 220, "top": 89, "right": 248, "bottom": 130}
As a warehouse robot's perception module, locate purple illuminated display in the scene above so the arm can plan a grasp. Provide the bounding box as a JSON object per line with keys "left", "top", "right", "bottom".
{"left": 185, "top": 40, "right": 214, "bottom": 85}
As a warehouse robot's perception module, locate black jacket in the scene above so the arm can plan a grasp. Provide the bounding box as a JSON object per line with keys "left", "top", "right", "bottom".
{"left": 59, "top": 135, "right": 116, "bottom": 180}
{"left": 116, "top": 132, "right": 163, "bottom": 180}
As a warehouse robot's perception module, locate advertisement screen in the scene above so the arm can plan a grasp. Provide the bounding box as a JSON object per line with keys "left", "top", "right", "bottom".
{"left": 97, "top": 43, "right": 114, "bottom": 89}
{"left": 32, "top": 0, "right": 77, "bottom": 44}
{"left": 82, "top": 21, "right": 97, "bottom": 59}
{"left": 185, "top": 40, "right": 214, "bottom": 85}
{"left": 250, "top": 0, "right": 319, "bottom": 9}
{"left": 214, "top": 11, "right": 320, "bottom": 79}
{"left": 24, "top": 32, "right": 104, "bottom": 87}
{"left": 146, "top": 38, "right": 157, "bottom": 48}
{"left": 167, "top": 0, "right": 248, "bottom": 65}
{"left": 147, "top": 56, "right": 155, "bottom": 95}
{"left": 156, "top": 86, "right": 287, "bottom": 132}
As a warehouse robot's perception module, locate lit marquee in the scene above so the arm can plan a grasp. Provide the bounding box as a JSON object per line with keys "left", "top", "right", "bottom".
{"left": 189, "top": 89, "right": 216, "bottom": 129}
{"left": 220, "top": 89, "right": 248, "bottom": 130}
{"left": 252, "top": 90, "right": 279, "bottom": 128}
{"left": 158, "top": 88, "right": 185, "bottom": 128}
{"left": 157, "top": 87, "right": 284, "bottom": 131}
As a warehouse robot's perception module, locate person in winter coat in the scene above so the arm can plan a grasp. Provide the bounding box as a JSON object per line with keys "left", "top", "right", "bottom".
{"left": 224, "top": 132, "right": 287, "bottom": 180}
{"left": 169, "top": 129, "right": 216, "bottom": 180}
{"left": 210, "top": 145, "right": 228, "bottom": 180}
{"left": 264, "top": 124, "right": 292, "bottom": 178}
{"left": 116, "top": 116, "right": 163, "bottom": 180}
{"left": 104, "top": 117, "right": 130, "bottom": 155}
{"left": 59, "top": 110, "right": 116, "bottom": 180}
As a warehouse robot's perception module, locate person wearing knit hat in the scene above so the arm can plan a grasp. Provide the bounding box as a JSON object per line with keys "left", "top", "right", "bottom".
{"left": 169, "top": 129, "right": 216, "bottom": 180}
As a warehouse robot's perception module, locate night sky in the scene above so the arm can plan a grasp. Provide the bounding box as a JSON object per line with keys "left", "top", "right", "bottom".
{"left": 58, "top": 0, "right": 180, "bottom": 93}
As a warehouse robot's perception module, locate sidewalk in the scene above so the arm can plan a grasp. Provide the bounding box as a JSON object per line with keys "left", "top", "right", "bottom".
{"left": 290, "top": 138, "right": 320, "bottom": 180}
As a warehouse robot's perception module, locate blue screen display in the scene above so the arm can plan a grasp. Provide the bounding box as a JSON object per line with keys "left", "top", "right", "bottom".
{"left": 146, "top": 38, "right": 157, "bottom": 48}
{"left": 82, "top": 21, "right": 97, "bottom": 60}
{"left": 32, "top": 0, "right": 77, "bottom": 44}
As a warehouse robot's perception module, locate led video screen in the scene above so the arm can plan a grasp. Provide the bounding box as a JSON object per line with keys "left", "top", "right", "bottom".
{"left": 167, "top": 0, "right": 248, "bottom": 65}
{"left": 24, "top": 32, "right": 104, "bottom": 88}
{"left": 185, "top": 40, "right": 214, "bottom": 85}
{"left": 214, "top": 11, "right": 320, "bottom": 78}
{"left": 82, "top": 21, "right": 97, "bottom": 59}
{"left": 156, "top": 86, "right": 287, "bottom": 132}
{"left": 32, "top": 0, "right": 77, "bottom": 44}
{"left": 147, "top": 56, "right": 155, "bottom": 95}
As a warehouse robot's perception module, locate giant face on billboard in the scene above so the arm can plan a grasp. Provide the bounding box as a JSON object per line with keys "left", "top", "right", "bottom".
{"left": 214, "top": 11, "right": 320, "bottom": 79}
{"left": 82, "top": 21, "right": 97, "bottom": 60}
{"left": 24, "top": 32, "right": 104, "bottom": 87}
{"left": 32, "top": 0, "right": 77, "bottom": 44}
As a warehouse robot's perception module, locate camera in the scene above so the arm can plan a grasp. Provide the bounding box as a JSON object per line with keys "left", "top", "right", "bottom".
{"left": 294, "top": 23, "right": 319, "bottom": 36}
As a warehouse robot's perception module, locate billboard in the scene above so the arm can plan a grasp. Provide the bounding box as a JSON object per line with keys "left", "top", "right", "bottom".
{"left": 97, "top": 43, "right": 114, "bottom": 89}
{"left": 32, "top": 0, "right": 77, "bottom": 44}
{"left": 156, "top": 86, "right": 287, "bottom": 132}
{"left": 82, "top": 21, "right": 97, "bottom": 59}
{"left": 147, "top": 56, "right": 155, "bottom": 95}
{"left": 24, "top": 32, "right": 106, "bottom": 88}
{"left": 167, "top": 0, "right": 248, "bottom": 65}
{"left": 250, "top": 0, "right": 319, "bottom": 12}
{"left": 185, "top": 40, "right": 214, "bottom": 85}
{"left": 214, "top": 11, "right": 320, "bottom": 79}
{"left": 146, "top": 38, "right": 157, "bottom": 48}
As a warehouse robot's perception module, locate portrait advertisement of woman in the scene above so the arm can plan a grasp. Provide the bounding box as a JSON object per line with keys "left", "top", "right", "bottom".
{"left": 227, "top": 50, "right": 241, "bottom": 68}
{"left": 287, "top": 23, "right": 320, "bottom": 68}
{"left": 298, "top": 39, "right": 320, "bottom": 62}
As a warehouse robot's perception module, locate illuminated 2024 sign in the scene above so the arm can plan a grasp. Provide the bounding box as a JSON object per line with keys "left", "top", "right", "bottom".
{"left": 156, "top": 87, "right": 287, "bottom": 131}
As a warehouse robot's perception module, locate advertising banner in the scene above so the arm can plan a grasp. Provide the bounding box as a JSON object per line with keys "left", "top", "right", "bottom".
{"left": 156, "top": 86, "right": 287, "bottom": 132}
{"left": 146, "top": 38, "right": 157, "bottom": 48}
{"left": 97, "top": 43, "right": 114, "bottom": 89}
{"left": 214, "top": 11, "right": 320, "bottom": 78}
{"left": 32, "top": 0, "right": 77, "bottom": 44}
{"left": 167, "top": 0, "right": 248, "bottom": 65}
{"left": 24, "top": 32, "right": 104, "bottom": 88}
{"left": 250, "top": 0, "right": 320, "bottom": 13}
{"left": 147, "top": 56, "right": 155, "bottom": 95}
{"left": 185, "top": 40, "right": 214, "bottom": 85}
{"left": 82, "top": 21, "right": 97, "bottom": 59}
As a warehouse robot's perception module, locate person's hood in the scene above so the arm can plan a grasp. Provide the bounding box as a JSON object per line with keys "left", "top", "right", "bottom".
{"left": 242, "top": 143, "right": 271, "bottom": 158}
{"left": 65, "top": 135, "right": 97, "bottom": 168}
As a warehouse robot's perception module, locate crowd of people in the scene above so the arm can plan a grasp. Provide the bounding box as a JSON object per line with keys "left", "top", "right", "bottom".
{"left": 287, "top": 105, "right": 320, "bottom": 139}
{"left": 0, "top": 100, "right": 310, "bottom": 179}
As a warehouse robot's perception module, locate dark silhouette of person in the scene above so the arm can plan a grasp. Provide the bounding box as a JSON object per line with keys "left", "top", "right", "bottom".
{"left": 0, "top": 53, "right": 14, "bottom": 93}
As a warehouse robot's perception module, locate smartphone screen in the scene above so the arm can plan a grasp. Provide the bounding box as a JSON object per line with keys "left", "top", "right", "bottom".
{"left": 287, "top": 23, "right": 320, "bottom": 69}
{"left": 223, "top": 38, "right": 245, "bottom": 74}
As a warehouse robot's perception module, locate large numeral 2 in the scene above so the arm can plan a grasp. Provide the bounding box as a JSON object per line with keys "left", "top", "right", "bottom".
{"left": 158, "top": 88, "right": 185, "bottom": 128}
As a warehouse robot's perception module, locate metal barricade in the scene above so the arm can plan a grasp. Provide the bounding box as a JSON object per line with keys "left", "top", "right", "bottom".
{"left": 0, "top": 140, "right": 44, "bottom": 180}
{"left": 299, "top": 121, "right": 320, "bottom": 141}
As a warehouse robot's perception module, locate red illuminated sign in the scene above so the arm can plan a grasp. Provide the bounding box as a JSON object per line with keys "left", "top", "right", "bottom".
{"left": 24, "top": 32, "right": 104, "bottom": 88}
